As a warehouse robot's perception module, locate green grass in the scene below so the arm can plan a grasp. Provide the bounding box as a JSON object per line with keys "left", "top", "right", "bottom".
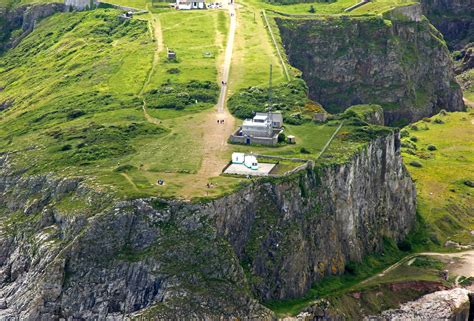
{"left": 401, "top": 109, "right": 474, "bottom": 245}
{"left": 351, "top": 0, "right": 417, "bottom": 14}
{"left": 244, "top": 0, "right": 357, "bottom": 15}
{"left": 228, "top": 0, "right": 286, "bottom": 94}
{"left": 265, "top": 238, "right": 407, "bottom": 316}
{"left": 145, "top": 9, "right": 227, "bottom": 88}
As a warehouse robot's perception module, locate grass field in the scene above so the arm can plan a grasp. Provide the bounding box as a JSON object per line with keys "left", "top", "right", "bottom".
{"left": 228, "top": 1, "right": 286, "bottom": 93}
{"left": 243, "top": 0, "right": 357, "bottom": 15}
{"left": 144, "top": 9, "right": 228, "bottom": 88}
{"left": 401, "top": 109, "right": 474, "bottom": 245}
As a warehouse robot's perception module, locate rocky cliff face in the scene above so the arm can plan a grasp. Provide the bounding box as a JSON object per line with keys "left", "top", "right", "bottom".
{"left": 0, "top": 3, "right": 65, "bottom": 52}
{"left": 371, "top": 288, "right": 473, "bottom": 320}
{"left": 0, "top": 131, "right": 416, "bottom": 319}
{"left": 276, "top": 6, "right": 465, "bottom": 126}
{"left": 421, "top": 0, "right": 473, "bottom": 50}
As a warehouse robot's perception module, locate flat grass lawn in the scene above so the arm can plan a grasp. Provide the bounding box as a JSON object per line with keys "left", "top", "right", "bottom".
{"left": 145, "top": 9, "right": 228, "bottom": 89}
{"left": 401, "top": 109, "right": 474, "bottom": 244}
{"left": 228, "top": 1, "right": 286, "bottom": 94}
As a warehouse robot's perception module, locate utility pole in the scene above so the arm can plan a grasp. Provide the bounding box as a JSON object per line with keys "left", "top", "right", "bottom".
{"left": 268, "top": 64, "right": 273, "bottom": 110}
{"left": 268, "top": 64, "right": 273, "bottom": 125}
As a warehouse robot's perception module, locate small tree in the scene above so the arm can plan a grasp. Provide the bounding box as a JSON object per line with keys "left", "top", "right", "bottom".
{"left": 308, "top": 5, "right": 315, "bottom": 13}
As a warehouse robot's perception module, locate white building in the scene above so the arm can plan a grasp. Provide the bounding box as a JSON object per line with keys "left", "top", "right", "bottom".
{"left": 241, "top": 112, "right": 283, "bottom": 138}
{"left": 231, "top": 152, "right": 258, "bottom": 170}
{"left": 229, "top": 111, "right": 284, "bottom": 146}
{"left": 176, "top": 0, "right": 205, "bottom": 9}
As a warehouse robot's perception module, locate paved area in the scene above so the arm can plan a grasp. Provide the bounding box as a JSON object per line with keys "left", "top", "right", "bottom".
{"left": 224, "top": 163, "right": 276, "bottom": 176}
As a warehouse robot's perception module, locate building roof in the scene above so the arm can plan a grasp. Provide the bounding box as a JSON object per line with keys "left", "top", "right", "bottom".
{"left": 255, "top": 111, "right": 283, "bottom": 124}
{"left": 253, "top": 114, "right": 269, "bottom": 122}
{"left": 243, "top": 119, "right": 270, "bottom": 127}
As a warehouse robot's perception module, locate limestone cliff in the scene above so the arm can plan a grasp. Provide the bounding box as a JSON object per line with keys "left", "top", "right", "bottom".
{"left": 0, "top": 131, "right": 416, "bottom": 319}
{"left": 0, "top": 3, "right": 65, "bottom": 52}
{"left": 276, "top": 6, "right": 465, "bottom": 125}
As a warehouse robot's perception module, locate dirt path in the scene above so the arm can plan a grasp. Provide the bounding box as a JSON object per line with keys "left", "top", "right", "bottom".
{"left": 196, "top": 5, "right": 237, "bottom": 178}
{"left": 139, "top": 11, "right": 164, "bottom": 125}
{"left": 463, "top": 97, "right": 474, "bottom": 109}
{"left": 361, "top": 250, "right": 474, "bottom": 286}
{"left": 121, "top": 173, "right": 139, "bottom": 192}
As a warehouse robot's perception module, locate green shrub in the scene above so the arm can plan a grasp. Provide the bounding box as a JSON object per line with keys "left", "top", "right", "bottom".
{"left": 410, "top": 124, "right": 419, "bottom": 131}
{"left": 114, "top": 164, "right": 136, "bottom": 172}
{"left": 300, "top": 147, "right": 310, "bottom": 154}
{"left": 145, "top": 80, "right": 219, "bottom": 110}
{"left": 278, "top": 132, "right": 286, "bottom": 143}
{"left": 409, "top": 160, "right": 422, "bottom": 168}
{"left": 308, "top": 5, "right": 315, "bottom": 13}
{"left": 427, "top": 144, "right": 437, "bottom": 151}
{"left": 400, "top": 129, "right": 409, "bottom": 138}
{"left": 433, "top": 118, "right": 444, "bottom": 124}
{"left": 409, "top": 136, "right": 418, "bottom": 142}
{"left": 397, "top": 239, "right": 412, "bottom": 252}
{"left": 167, "top": 68, "right": 180, "bottom": 74}
{"left": 228, "top": 79, "right": 308, "bottom": 120}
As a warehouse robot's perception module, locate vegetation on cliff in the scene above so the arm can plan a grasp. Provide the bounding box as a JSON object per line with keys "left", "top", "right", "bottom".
{"left": 401, "top": 109, "right": 474, "bottom": 245}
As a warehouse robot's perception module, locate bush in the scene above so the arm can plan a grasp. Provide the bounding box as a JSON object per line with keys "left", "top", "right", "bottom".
{"left": 422, "top": 118, "right": 431, "bottom": 123}
{"left": 167, "top": 68, "right": 180, "bottom": 74}
{"left": 433, "top": 118, "right": 444, "bottom": 124}
{"left": 67, "top": 109, "right": 86, "bottom": 120}
{"left": 397, "top": 240, "right": 412, "bottom": 252}
{"left": 114, "top": 164, "right": 136, "bottom": 172}
{"left": 60, "top": 144, "right": 72, "bottom": 151}
{"left": 427, "top": 144, "right": 437, "bottom": 151}
{"left": 228, "top": 79, "right": 308, "bottom": 120}
{"left": 300, "top": 147, "right": 310, "bottom": 154}
{"left": 400, "top": 129, "right": 409, "bottom": 138}
{"left": 308, "top": 5, "right": 315, "bottom": 13}
{"left": 409, "top": 136, "right": 418, "bottom": 142}
{"left": 278, "top": 132, "right": 286, "bottom": 143}
{"left": 410, "top": 124, "right": 418, "bottom": 131}
{"left": 145, "top": 80, "right": 218, "bottom": 110}
{"left": 409, "top": 160, "right": 423, "bottom": 168}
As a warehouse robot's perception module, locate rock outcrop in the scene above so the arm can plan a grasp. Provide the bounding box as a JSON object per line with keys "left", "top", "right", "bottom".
{"left": 421, "top": 0, "right": 474, "bottom": 50}
{"left": 0, "top": 3, "right": 65, "bottom": 52}
{"left": 0, "top": 131, "right": 416, "bottom": 319}
{"left": 276, "top": 6, "right": 465, "bottom": 126}
{"left": 371, "top": 288, "right": 472, "bottom": 320}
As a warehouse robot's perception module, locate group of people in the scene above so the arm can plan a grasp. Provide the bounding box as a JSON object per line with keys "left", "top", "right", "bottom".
{"left": 217, "top": 119, "right": 225, "bottom": 124}
{"left": 221, "top": 80, "right": 227, "bottom": 86}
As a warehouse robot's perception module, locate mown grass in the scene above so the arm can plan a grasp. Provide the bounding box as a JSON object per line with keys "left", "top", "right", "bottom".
{"left": 401, "top": 109, "right": 474, "bottom": 245}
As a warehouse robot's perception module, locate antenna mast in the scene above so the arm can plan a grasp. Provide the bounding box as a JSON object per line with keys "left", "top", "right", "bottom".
{"left": 268, "top": 64, "right": 273, "bottom": 111}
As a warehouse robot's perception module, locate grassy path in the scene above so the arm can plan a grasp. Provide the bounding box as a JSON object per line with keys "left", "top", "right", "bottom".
{"left": 139, "top": 10, "right": 164, "bottom": 125}
{"left": 361, "top": 250, "right": 474, "bottom": 286}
